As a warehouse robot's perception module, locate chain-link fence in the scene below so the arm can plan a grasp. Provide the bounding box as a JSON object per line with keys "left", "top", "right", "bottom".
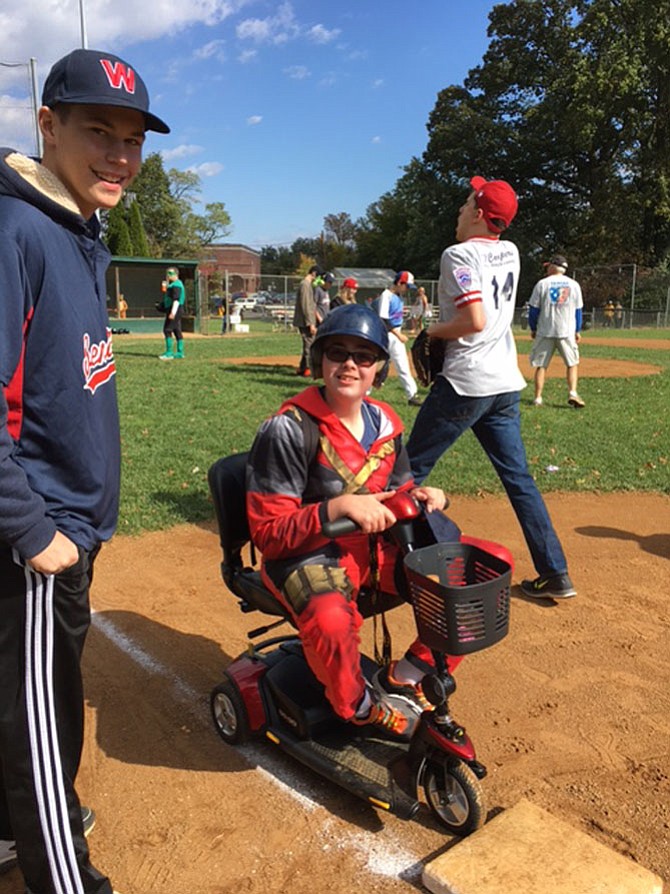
{"left": 198, "top": 271, "right": 441, "bottom": 335}
{"left": 113, "top": 265, "right": 669, "bottom": 335}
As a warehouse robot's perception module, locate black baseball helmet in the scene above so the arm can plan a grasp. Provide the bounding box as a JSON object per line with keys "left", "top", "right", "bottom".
{"left": 311, "top": 304, "right": 389, "bottom": 385}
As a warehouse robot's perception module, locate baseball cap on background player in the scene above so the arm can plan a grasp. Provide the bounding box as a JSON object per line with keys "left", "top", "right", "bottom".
{"left": 546, "top": 254, "right": 568, "bottom": 270}
{"left": 394, "top": 270, "right": 417, "bottom": 289}
{"left": 42, "top": 48, "right": 170, "bottom": 134}
{"left": 322, "top": 272, "right": 335, "bottom": 284}
{"left": 342, "top": 278, "right": 358, "bottom": 289}
{"left": 470, "top": 176, "right": 518, "bottom": 233}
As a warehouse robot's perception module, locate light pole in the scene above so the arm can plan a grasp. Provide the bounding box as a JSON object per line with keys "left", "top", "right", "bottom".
{"left": 29, "top": 57, "right": 42, "bottom": 157}
{"left": 79, "top": 0, "right": 88, "bottom": 49}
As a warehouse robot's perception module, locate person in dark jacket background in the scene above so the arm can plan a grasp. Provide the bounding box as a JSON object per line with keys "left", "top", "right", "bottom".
{"left": 0, "top": 48, "right": 168, "bottom": 892}
{"left": 293, "top": 264, "right": 320, "bottom": 376}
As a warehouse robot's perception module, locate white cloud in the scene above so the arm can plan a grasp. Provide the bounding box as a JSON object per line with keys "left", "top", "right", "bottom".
{"left": 194, "top": 39, "right": 226, "bottom": 62}
{"left": 372, "top": 136, "right": 381, "bottom": 144}
{"left": 372, "top": 79, "right": 384, "bottom": 89}
{"left": 0, "top": 1, "right": 249, "bottom": 69}
{"left": 0, "top": 92, "right": 38, "bottom": 155}
{"left": 236, "top": 3, "right": 339, "bottom": 48}
{"left": 238, "top": 48, "right": 257, "bottom": 63}
{"left": 318, "top": 74, "right": 337, "bottom": 88}
{"left": 246, "top": 115, "right": 262, "bottom": 125}
{"left": 187, "top": 161, "right": 223, "bottom": 177}
{"left": 307, "top": 24, "right": 340, "bottom": 44}
{"left": 284, "top": 65, "right": 310, "bottom": 80}
{"left": 236, "top": 1, "right": 299, "bottom": 45}
{"left": 161, "top": 144, "right": 204, "bottom": 160}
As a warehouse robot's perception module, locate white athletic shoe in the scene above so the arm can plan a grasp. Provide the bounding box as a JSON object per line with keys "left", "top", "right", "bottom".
{"left": 0, "top": 839, "right": 18, "bottom": 874}
{"left": 532, "top": 397, "right": 543, "bottom": 406}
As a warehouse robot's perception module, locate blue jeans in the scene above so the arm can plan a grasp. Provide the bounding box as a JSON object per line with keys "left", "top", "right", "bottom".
{"left": 406, "top": 376, "right": 567, "bottom": 577}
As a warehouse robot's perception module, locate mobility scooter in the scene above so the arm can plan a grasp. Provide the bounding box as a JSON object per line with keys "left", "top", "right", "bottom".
{"left": 208, "top": 452, "right": 511, "bottom": 836}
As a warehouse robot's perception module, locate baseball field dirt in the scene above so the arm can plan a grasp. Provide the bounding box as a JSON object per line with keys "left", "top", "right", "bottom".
{"left": 1, "top": 492, "right": 668, "bottom": 894}
{"left": 1, "top": 335, "right": 668, "bottom": 893}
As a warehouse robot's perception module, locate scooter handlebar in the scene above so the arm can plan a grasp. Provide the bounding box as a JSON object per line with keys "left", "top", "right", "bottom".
{"left": 322, "top": 516, "right": 360, "bottom": 538}
{"left": 321, "top": 492, "right": 421, "bottom": 540}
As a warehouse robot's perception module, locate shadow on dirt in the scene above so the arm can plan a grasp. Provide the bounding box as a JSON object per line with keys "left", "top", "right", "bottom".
{"left": 576, "top": 525, "right": 670, "bottom": 560}
{"left": 84, "top": 608, "right": 492, "bottom": 837}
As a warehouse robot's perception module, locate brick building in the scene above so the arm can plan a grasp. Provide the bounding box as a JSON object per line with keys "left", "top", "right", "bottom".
{"left": 198, "top": 243, "right": 261, "bottom": 295}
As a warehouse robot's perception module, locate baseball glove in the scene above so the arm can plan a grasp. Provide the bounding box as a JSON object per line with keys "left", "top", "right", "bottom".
{"left": 411, "top": 329, "right": 445, "bottom": 388}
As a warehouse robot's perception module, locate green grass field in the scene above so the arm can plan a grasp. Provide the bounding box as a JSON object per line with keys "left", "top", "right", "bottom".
{"left": 113, "top": 328, "right": 669, "bottom": 535}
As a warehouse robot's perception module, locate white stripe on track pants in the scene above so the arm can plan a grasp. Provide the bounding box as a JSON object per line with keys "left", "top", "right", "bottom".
{"left": 0, "top": 546, "right": 112, "bottom": 894}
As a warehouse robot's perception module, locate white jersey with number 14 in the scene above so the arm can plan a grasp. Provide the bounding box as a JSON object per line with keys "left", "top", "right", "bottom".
{"left": 438, "top": 236, "right": 527, "bottom": 397}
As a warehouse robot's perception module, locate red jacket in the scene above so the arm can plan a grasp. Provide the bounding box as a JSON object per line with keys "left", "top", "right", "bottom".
{"left": 247, "top": 386, "right": 413, "bottom": 564}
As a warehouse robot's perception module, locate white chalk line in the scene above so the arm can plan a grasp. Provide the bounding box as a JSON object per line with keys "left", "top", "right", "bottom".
{"left": 91, "top": 610, "right": 423, "bottom": 881}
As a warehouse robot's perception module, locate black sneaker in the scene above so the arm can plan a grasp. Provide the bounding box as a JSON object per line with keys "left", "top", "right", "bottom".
{"left": 0, "top": 839, "right": 17, "bottom": 875}
{"left": 408, "top": 395, "right": 423, "bottom": 407}
{"left": 81, "top": 805, "right": 96, "bottom": 837}
{"left": 0, "top": 807, "right": 94, "bottom": 876}
{"left": 521, "top": 573, "right": 577, "bottom": 600}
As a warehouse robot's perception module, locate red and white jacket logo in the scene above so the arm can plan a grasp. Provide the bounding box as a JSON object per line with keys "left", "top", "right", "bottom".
{"left": 99, "top": 59, "right": 136, "bottom": 94}
{"left": 82, "top": 329, "right": 116, "bottom": 394}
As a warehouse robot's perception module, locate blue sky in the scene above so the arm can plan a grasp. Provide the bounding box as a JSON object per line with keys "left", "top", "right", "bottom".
{"left": 1, "top": 0, "right": 503, "bottom": 248}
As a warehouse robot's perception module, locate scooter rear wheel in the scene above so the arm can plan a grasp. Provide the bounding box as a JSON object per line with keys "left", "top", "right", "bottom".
{"left": 423, "top": 759, "right": 485, "bottom": 836}
{"left": 211, "top": 680, "right": 250, "bottom": 745}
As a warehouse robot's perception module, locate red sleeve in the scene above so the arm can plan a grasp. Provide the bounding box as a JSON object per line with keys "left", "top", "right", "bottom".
{"left": 246, "top": 413, "right": 328, "bottom": 559}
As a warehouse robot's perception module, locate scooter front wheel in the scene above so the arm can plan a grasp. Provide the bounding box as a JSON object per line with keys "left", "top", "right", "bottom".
{"left": 211, "top": 679, "right": 250, "bottom": 745}
{"left": 423, "top": 759, "right": 485, "bottom": 836}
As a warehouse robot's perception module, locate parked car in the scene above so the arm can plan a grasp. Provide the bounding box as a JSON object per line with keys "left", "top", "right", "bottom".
{"left": 232, "top": 296, "right": 259, "bottom": 312}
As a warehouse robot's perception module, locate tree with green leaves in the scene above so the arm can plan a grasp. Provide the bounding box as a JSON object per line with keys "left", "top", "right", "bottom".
{"left": 127, "top": 200, "right": 150, "bottom": 257}
{"left": 131, "top": 153, "right": 181, "bottom": 256}
{"left": 105, "top": 203, "right": 133, "bottom": 256}
{"left": 130, "top": 153, "right": 232, "bottom": 258}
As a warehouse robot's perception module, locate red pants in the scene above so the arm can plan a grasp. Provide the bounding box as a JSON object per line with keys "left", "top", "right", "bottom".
{"left": 263, "top": 535, "right": 462, "bottom": 720}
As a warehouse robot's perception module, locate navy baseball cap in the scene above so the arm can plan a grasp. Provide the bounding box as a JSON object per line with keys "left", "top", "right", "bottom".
{"left": 42, "top": 48, "right": 170, "bottom": 134}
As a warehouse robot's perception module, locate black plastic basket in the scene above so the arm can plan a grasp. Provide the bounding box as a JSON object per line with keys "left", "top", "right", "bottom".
{"left": 404, "top": 542, "right": 511, "bottom": 655}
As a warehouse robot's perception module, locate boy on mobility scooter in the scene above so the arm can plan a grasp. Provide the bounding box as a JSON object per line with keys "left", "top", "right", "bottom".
{"left": 246, "top": 303, "right": 452, "bottom": 740}
{"left": 209, "top": 303, "right": 512, "bottom": 833}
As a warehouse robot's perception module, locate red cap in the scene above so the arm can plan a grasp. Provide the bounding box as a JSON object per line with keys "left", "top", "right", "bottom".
{"left": 470, "top": 176, "right": 518, "bottom": 233}
{"left": 342, "top": 277, "right": 358, "bottom": 289}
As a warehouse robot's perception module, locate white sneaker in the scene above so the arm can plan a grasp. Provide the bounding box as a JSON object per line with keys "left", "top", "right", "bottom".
{"left": 533, "top": 397, "right": 543, "bottom": 406}
{"left": 0, "top": 839, "right": 18, "bottom": 874}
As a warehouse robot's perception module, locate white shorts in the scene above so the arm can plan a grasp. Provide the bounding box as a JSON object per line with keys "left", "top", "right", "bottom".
{"left": 530, "top": 335, "right": 580, "bottom": 369}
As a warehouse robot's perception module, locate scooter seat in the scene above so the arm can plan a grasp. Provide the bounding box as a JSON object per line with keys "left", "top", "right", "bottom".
{"left": 231, "top": 567, "right": 290, "bottom": 619}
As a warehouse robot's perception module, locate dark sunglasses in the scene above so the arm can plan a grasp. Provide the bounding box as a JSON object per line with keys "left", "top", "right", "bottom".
{"left": 323, "top": 346, "right": 380, "bottom": 367}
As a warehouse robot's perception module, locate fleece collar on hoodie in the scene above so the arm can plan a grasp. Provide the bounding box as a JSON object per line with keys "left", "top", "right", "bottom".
{"left": 5, "top": 151, "right": 82, "bottom": 216}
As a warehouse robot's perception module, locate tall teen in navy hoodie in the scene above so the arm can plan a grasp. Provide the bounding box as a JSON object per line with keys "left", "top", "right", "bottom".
{"left": 0, "top": 49, "right": 168, "bottom": 893}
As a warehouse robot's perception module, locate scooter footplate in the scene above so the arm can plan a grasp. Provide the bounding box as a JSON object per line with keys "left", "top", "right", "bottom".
{"left": 311, "top": 737, "right": 403, "bottom": 787}
{"left": 269, "top": 730, "right": 419, "bottom": 819}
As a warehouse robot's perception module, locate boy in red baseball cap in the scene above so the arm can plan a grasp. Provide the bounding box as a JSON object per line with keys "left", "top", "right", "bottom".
{"left": 406, "top": 176, "right": 576, "bottom": 601}
{"left": 0, "top": 47, "right": 168, "bottom": 893}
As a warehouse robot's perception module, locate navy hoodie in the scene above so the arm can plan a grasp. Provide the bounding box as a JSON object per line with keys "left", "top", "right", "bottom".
{"left": 0, "top": 149, "right": 120, "bottom": 559}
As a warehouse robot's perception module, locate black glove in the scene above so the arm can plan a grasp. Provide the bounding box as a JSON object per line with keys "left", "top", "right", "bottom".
{"left": 411, "top": 329, "right": 445, "bottom": 387}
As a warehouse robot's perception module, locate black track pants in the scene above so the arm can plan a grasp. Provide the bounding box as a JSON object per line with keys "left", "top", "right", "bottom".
{"left": 0, "top": 546, "right": 112, "bottom": 894}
